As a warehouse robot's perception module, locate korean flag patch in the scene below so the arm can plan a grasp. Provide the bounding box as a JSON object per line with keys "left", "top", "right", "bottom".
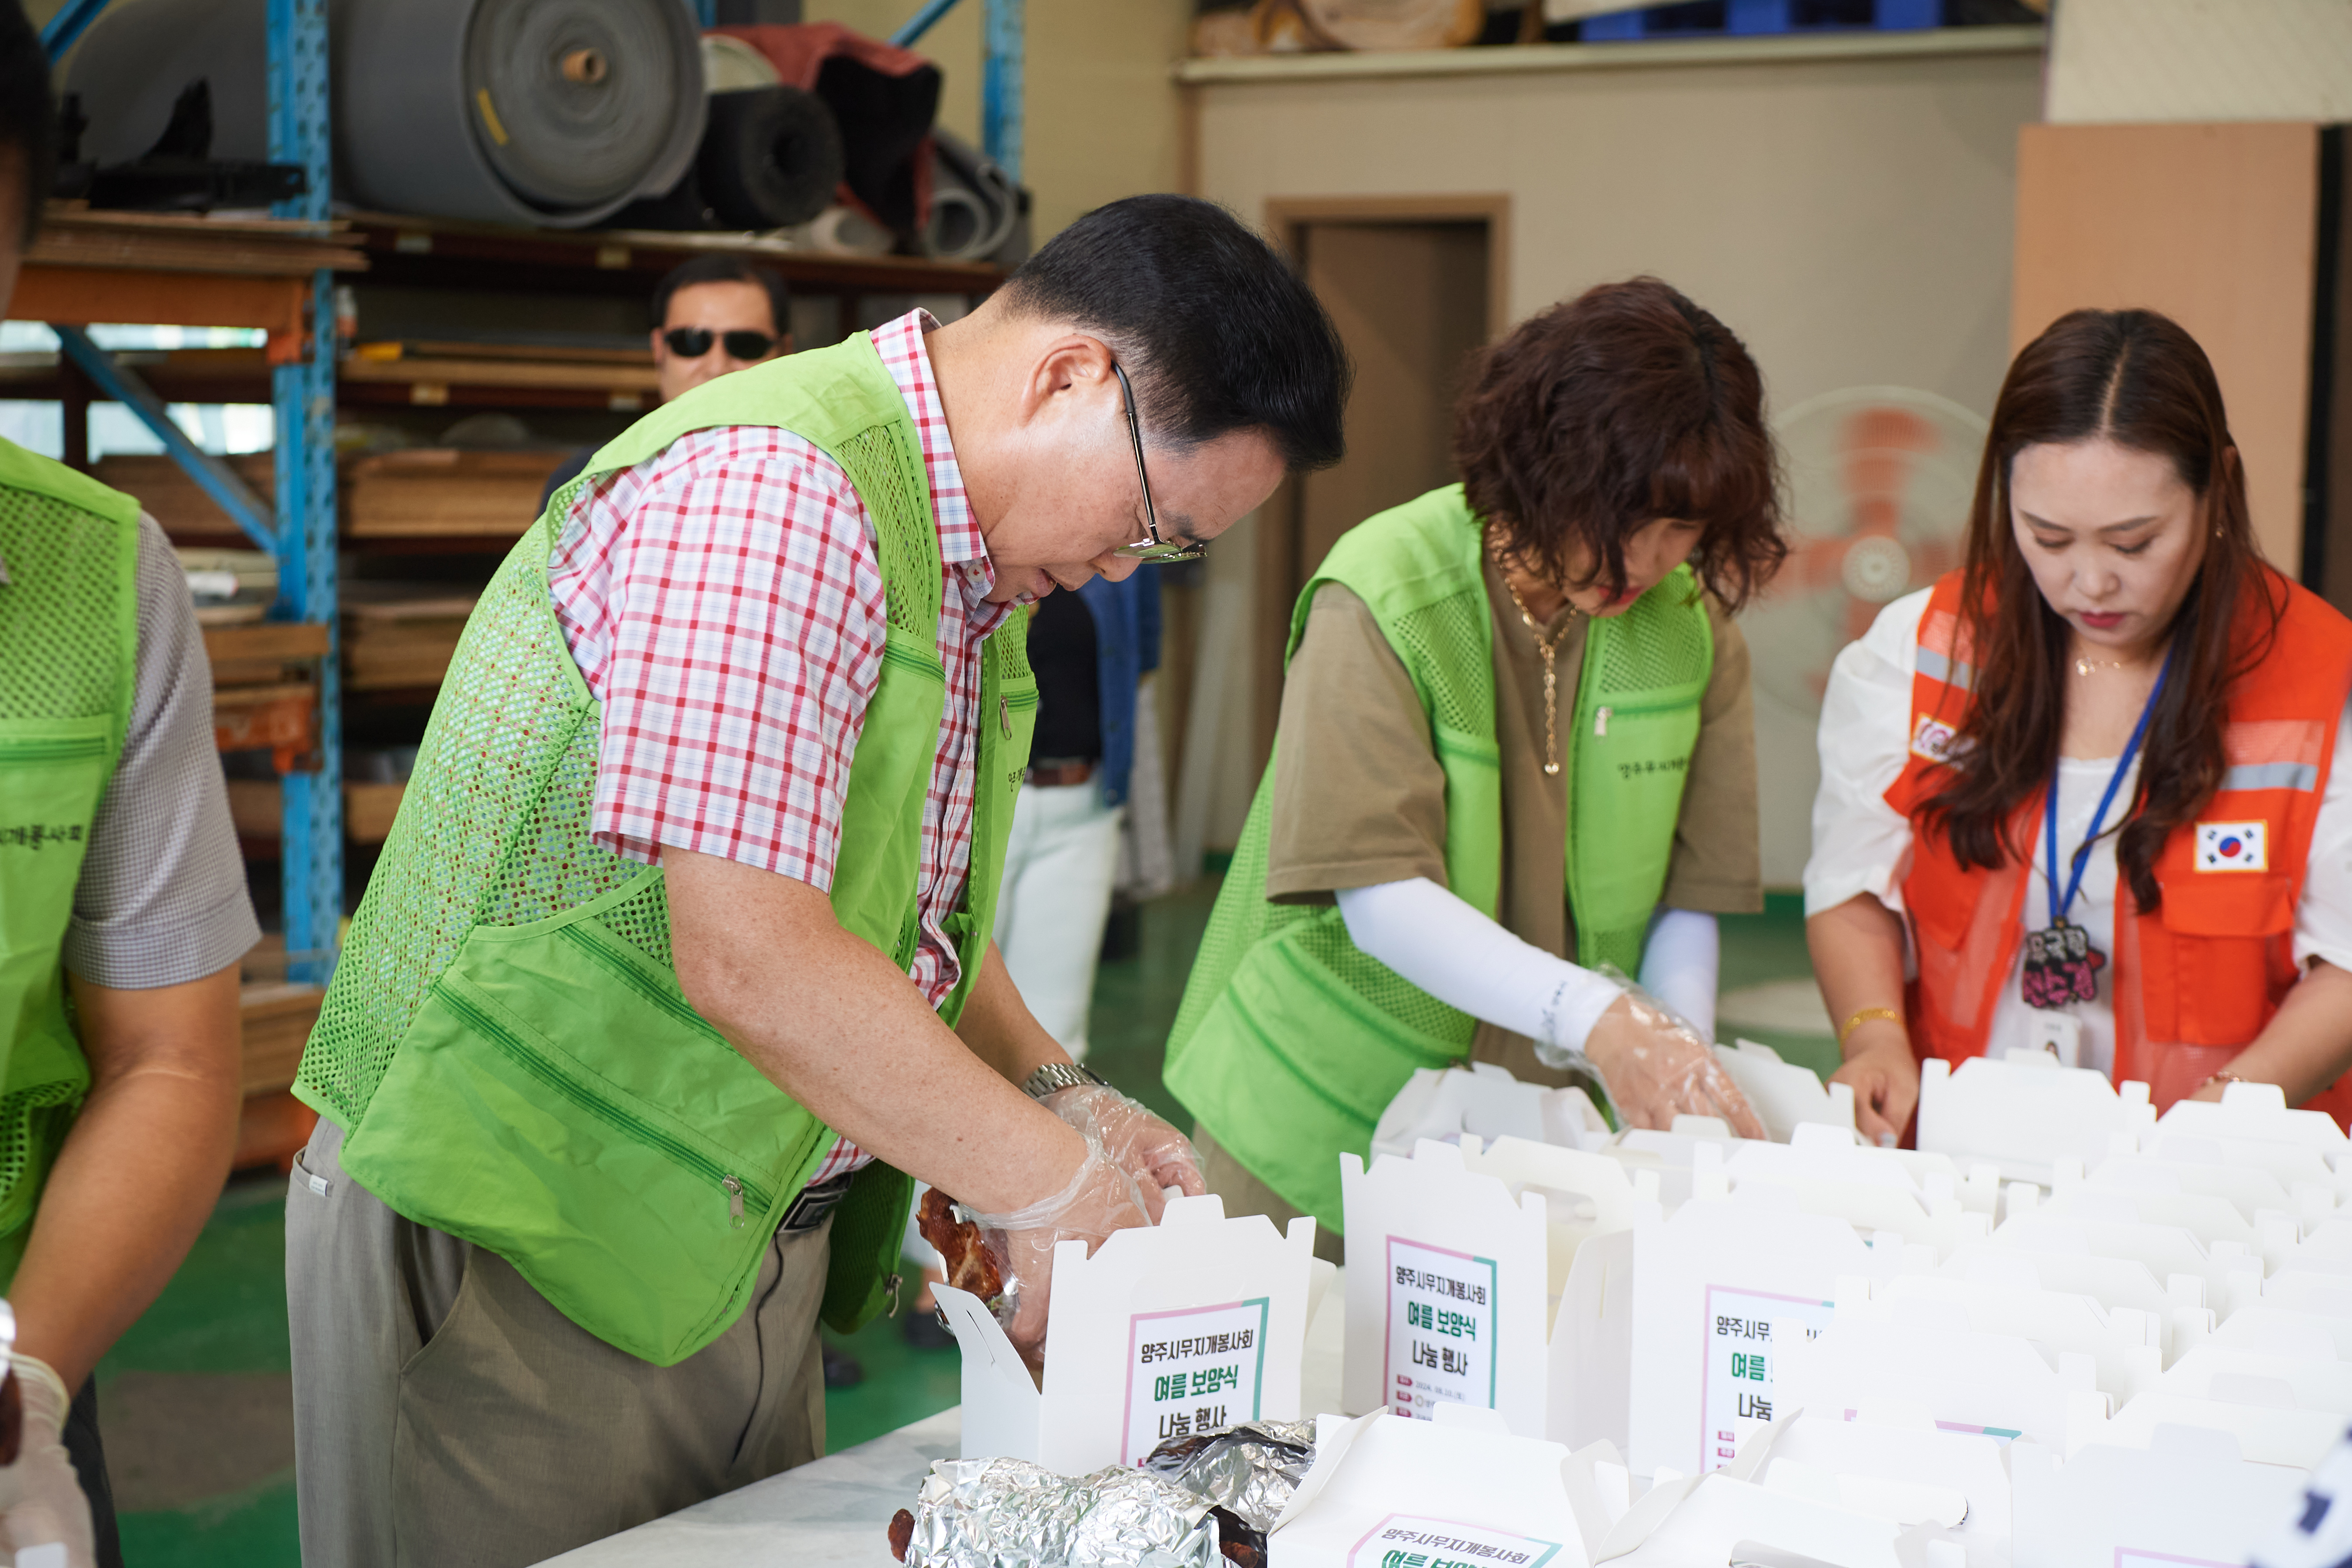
{"left": 2196, "top": 820, "right": 2268, "bottom": 872}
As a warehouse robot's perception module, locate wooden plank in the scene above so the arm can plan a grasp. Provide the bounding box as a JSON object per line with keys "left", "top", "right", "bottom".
{"left": 2013, "top": 121, "right": 2321, "bottom": 572}
{"left": 29, "top": 206, "right": 366, "bottom": 276}
{"left": 240, "top": 981, "right": 326, "bottom": 1097}
{"left": 204, "top": 621, "right": 331, "bottom": 664}
{"left": 12, "top": 266, "right": 307, "bottom": 341}
{"left": 340, "top": 356, "right": 661, "bottom": 392}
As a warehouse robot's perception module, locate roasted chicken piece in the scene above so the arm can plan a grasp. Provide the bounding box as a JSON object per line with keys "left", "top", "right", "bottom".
{"left": 917, "top": 1186, "right": 1005, "bottom": 1305}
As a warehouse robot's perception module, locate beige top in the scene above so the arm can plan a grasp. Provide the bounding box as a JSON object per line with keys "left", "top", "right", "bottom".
{"left": 1265, "top": 552, "right": 1762, "bottom": 1078}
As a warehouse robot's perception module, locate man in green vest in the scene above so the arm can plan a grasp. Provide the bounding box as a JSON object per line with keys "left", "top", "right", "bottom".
{"left": 286, "top": 194, "right": 1350, "bottom": 1566}
{"left": 0, "top": 17, "right": 258, "bottom": 1566}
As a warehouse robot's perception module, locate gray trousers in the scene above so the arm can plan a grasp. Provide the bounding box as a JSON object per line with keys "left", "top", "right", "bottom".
{"left": 286, "top": 1117, "right": 830, "bottom": 1568}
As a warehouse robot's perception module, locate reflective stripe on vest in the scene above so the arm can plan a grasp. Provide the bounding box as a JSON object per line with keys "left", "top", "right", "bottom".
{"left": 1887, "top": 568, "right": 2352, "bottom": 1124}
{"left": 1164, "top": 483, "right": 1711, "bottom": 1232}
{"left": 0, "top": 437, "right": 139, "bottom": 1286}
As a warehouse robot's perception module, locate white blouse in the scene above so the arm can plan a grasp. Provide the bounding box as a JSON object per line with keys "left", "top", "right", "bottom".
{"left": 1803, "top": 588, "right": 2352, "bottom": 1077}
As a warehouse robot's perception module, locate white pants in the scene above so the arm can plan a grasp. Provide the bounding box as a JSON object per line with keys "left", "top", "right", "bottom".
{"left": 992, "top": 781, "right": 1126, "bottom": 1059}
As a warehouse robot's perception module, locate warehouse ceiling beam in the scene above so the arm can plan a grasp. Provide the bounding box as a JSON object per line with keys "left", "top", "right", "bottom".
{"left": 39, "top": 0, "right": 112, "bottom": 62}
{"left": 48, "top": 325, "right": 278, "bottom": 553}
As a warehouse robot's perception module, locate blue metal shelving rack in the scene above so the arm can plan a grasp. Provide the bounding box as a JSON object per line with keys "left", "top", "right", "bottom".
{"left": 43, "top": 0, "right": 344, "bottom": 978}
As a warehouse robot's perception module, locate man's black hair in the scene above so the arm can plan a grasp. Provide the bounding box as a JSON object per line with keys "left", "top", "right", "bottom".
{"left": 1000, "top": 194, "right": 1350, "bottom": 472}
{"left": 0, "top": 1, "right": 54, "bottom": 248}
{"left": 650, "top": 253, "right": 790, "bottom": 336}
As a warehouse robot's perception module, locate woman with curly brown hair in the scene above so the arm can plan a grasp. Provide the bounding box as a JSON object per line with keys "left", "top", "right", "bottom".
{"left": 1165, "top": 278, "right": 1789, "bottom": 1253}
{"left": 1807, "top": 308, "right": 2352, "bottom": 1146}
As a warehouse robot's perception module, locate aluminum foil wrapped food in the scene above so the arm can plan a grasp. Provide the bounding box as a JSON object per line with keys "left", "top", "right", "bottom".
{"left": 897, "top": 1456, "right": 1224, "bottom": 1568}
{"left": 891, "top": 1420, "right": 1316, "bottom": 1568}
{"left": 1137, "top": 1419, "right": 1316, "bottom": 1535}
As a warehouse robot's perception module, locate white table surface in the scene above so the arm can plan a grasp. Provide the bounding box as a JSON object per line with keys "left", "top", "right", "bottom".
{"left": 537, "top": 1269, "right": 1350, "bottom": 1566}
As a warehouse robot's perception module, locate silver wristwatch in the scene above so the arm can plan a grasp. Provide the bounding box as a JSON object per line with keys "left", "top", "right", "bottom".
{"left": 1020, "top": 1061, "right": 1108, "bottom": 1100}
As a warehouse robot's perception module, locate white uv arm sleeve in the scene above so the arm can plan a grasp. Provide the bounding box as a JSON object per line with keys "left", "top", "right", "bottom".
{"left": 1638, "top": 909, "right": 1720, "bottom": 1044}
{"left": 1335, "top": 877, "right": 1625, "bottom": 1054}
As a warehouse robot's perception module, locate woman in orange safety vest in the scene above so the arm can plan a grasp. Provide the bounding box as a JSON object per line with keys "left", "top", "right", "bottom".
{"left": 1804, "top": 307, "right": 2352, "bottom": 1143}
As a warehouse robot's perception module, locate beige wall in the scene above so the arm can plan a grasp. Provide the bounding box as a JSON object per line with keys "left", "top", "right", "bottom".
{"left": 809, "top": 0, "right": 1192, "bottom": 241}
{"left": 2048, "top": 0, "right": 2352, "bottom": 124}
{"left": 1184, "top": 35, "right": 2047, "bottom": 882}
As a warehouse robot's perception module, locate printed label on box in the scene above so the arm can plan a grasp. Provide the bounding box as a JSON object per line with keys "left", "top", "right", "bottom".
{"left": 1346, "top": 1512, "right": 1565, "bottom": 1568}
{"left": 1384, "top": 1238, "right": 1497, "bottom": 1420}
{"left": 1122, "top": 1297, "right": 1268, "bottom": 1465}
{"left": 1700, "top": 1284, "right": 1835, "bottom": 1470}
{"left": 2116, "top": 1553, "right": 2238, "bottom": 1568}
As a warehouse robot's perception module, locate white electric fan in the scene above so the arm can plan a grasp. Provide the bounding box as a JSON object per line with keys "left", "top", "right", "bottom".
{"left": 1715, "top": 386, "right": 1988, "bottom": 1050}
{"left": 1744, "top": 385, "right": 1990, "bottom": 722}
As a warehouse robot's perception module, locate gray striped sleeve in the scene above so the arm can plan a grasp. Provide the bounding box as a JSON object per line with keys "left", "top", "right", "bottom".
{"left": 62, "top": 513, "right": 261, "bottom": 989}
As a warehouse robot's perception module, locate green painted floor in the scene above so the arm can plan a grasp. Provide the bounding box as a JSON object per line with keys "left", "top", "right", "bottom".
{"left": 91, "top": 880, "right": 1826, "bottom": 1565}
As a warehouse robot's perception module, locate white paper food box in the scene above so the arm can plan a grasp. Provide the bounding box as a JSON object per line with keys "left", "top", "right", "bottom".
{"left": 1372, "top": 1063, "right": 1611, "bottom": 1162}
{"left": 1269, "top": 1406, "right": 1593, "bottom": 1568}
{"left": 1713, "top": 1037, "right": 1857, "bottom": 1141}
{"left": 1916, "top": 1051, "right": 2156, "bottom": 1185}
{"left": 1762, "top": 1406, "right": 2010, "bottom": 1566}
{"left": 1598, "top": 1414, "right": 1911, "bottom": 1568}
{"left": 2010, "top": 1424, "right": 2307, "bottom": 1568}
{"left": 1625, "top": 1192, "right": 1909, "bottom": 1478}
{"left": 934, "top": 1192, "right": 1320, "bottom": 1475}
{"left": 1340, "top": 1141, "right": 1550, "bottom": 1437}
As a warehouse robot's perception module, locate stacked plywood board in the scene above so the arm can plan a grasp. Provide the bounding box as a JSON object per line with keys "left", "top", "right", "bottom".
{"left": 341, "top": 584, "right": 479, "bottom": 691}
{"left": 93, "top": 452, "right": 275, "bottom": 541}
{"left": 343, "top": 448, "right": 569, "bottom": 538}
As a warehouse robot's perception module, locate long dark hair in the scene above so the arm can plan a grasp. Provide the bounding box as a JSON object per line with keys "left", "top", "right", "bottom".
{"left": 1924, "top": 308, "right": 2278, "bottom": 910}
{"left": 1452, "top": 277, "right": 1786, "bottom": 611}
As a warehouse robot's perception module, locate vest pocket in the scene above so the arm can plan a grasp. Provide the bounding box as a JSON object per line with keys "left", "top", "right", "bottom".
{"left": 342, "top": 886, "right": 833, "bottom": 1367}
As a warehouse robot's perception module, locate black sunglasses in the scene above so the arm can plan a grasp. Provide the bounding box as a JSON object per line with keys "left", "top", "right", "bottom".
{"left": 663, "top": 327, "right": 779, "bottom": 362}
{"left": 1109, "top": 361, "right": 1205, "bottom": 564}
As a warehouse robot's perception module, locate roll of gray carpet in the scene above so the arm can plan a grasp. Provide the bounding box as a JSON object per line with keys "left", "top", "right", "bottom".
{"left": 65, "top": 0, "right": 705, "bottom": 229}
{"left": 331, "top": 0, "right": 705, "bottom": 227}
{"left": 698, "top": 87, "right": 845, "bottom": 232}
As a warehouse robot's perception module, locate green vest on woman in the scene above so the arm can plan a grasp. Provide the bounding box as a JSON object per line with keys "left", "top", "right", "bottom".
{"left": 0, "top": 440, "right": 140, "bottom": 1292}
{"left": 297, "top": 333, "right": 1036, "bottom": 1367}
{"left": 1163, "top": 484, "right": 1712, "bottom": 1233}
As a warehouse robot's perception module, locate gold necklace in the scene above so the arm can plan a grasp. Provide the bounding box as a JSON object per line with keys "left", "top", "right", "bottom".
{"left": 2073, "top": 655, "right": 2138, "bottom": 676}
{"left": 1491, "top": 546, "right": 1578, "bottom": 778}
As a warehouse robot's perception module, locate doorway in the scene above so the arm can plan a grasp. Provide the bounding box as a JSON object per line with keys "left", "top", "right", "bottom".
{"left": 1254, "top": 196, "right": 1508, "bottom": 770}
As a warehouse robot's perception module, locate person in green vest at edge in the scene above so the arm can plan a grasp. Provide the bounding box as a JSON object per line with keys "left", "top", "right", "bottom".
{"left": 285, "top": 194, "right": 1351, "bottom": 1568}
{"left": 0, "top": 15, "right": 258, "bottom": 1566}
{"left": 1166, "top": 278, "right": 1792, "bottom": 1261}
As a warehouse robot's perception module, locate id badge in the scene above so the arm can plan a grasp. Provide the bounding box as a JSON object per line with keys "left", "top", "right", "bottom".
{"left": 2021, "top": 919, "right": 2105, "bottom": 1009}
{"left": 2024, "top": 1009, "right": 2082, "bottom": 1068}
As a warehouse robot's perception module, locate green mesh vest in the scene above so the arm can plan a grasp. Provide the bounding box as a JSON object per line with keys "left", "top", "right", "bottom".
{"left": 297, "top": 334, "right": 1036, "bottom": 1365}
{"left": 0, "top": 438, "right": 139, "bottom": 1289}
{"left": 1163, "top": 484, "right": 1712, "bottom": 1232}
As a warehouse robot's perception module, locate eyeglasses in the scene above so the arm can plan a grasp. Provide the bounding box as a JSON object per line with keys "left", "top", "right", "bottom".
{"left": 662, "top": 327, "right": 779, "bottom": 362}
{"left": 1108, "top": 360, "right": 1205, "bottom": 563}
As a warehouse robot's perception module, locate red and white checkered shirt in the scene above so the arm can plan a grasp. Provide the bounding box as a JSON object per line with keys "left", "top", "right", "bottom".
{"left": 549, "top": 310, "right": 1010, "bottom": 1182}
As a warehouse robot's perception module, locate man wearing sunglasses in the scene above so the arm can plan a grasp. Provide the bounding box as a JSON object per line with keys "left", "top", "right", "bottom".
{"left": 649, "top": 254, "right": 792, "bottom": 403}
{"left": 287, "top": 193, "right": 1350, "bottom": 1567}
{"left": 540, "top": 255, "right": 794, "bottom": 511}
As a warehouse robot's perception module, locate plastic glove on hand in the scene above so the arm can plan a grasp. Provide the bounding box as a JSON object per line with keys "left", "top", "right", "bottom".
{"left": 966, "top": 1135, "right": 1155, "bottom": 1371}
{"left": 1040, "top": 1082, "right": 1205, "bottom": 1220}
{"left": 1580, "top": 986, "right": 1767, "bottom": 1140}
{"left": 0, "top": 1356, "right": 96, "bottom": 1568}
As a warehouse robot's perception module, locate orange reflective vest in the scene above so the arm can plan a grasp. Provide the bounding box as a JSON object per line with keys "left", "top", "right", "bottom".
{"left": 1886, "top": 568, "right": 2352, "bottom": 1123}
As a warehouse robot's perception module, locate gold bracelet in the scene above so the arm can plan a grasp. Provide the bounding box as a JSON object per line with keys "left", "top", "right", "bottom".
{"left": 1837, "top": 1006, "right": 1903, "bottom": 1047}
{"left": 2199, "top": 1071, "right": 2254, "bottom": 1093}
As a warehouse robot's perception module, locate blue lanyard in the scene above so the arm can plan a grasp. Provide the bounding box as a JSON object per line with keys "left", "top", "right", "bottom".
{"left": 2045, "top": 641, "right": 2176, "bottom": 928}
